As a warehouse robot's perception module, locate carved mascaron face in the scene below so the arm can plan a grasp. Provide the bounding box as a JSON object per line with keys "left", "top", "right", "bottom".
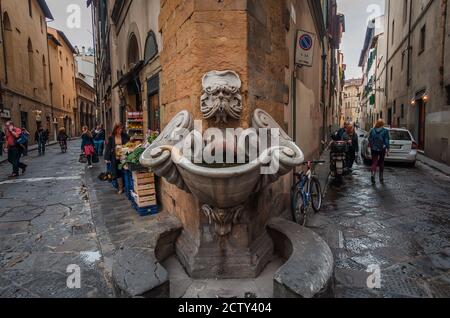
{"left": 201, "top": 70, "right": 242, "bottom": 124}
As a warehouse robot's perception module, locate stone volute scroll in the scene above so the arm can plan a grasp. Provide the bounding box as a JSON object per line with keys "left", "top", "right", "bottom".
{"left": 200, "top": 70, "right": 243, "bottom": 123}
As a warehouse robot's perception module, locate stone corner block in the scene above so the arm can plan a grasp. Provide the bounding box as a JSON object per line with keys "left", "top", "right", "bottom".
{"left": 267, "top": 217, "right": 334, "bottom": 298}
{"left": 112, "top": 247, "right": 169, "bottom": 298}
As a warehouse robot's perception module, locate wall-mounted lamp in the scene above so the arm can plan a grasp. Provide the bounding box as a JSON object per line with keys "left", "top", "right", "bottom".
{"left": 411, "top": 99, "right": 416, "bottom": 105}
{"left": 423, "top": 95, "right": 429, "bottom": 102}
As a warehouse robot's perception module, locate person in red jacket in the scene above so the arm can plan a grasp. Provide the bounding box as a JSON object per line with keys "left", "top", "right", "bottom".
{"left": 4, "top": 121, "right": 27, "bottom": 178}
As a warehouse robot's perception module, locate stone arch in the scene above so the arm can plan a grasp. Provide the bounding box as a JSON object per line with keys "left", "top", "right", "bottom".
{"left": 144, "top": 30, "right": 158, "bottom": 64}
{"left": 127, "top": 32, "right": 140, "bottom": 68}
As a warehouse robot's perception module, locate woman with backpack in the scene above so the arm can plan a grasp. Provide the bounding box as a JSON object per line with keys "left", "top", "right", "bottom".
{"left": 4, "top": 121, "right": 27, "bottom": 178}
{"left": 368, "top": 119, "right": 390, "bottom": 183}
{"left": 81, "top": 126, "right": 95, "bottom": 169}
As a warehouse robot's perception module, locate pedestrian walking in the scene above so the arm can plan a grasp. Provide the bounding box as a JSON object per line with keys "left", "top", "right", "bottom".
{"left": 368, "top": 119, "right": 390, "bottom": 183}
{"left": 57, "top": 128, "right": 68, "bottom": 153}
{"left": 21, "top": 127, "right": 31, "bottom": 156}
{"left": 35, "top": 127, "right": 48, "bottom": 156}
{"left": 4, "top": 121, "right": 27, "bottom": 178}
{"left": 0, "top": 128, "right": 5, "bottom": 157}
{"left": 92, "top": 124, "right": 106, "bottom": 156}
{"left": 342, "top": 123, "right": 359, "bottom": 172}
{"left": 44, "top": 128, "right": 50, "bottom": 145}
{"left": 81, "top": 126, "right": 95, "bottom": 169}
{"left": 104, "top": 123, "right": 130, "bottom": 195}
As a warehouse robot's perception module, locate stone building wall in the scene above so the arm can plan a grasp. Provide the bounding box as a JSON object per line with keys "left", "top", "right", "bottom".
{"left": 0, "top": 0, "right": 52, "bottom": 139}
{"left": 385, "top": 0, "right": 450, "bottom": 164}
{"left": 158, "top": 0, "right": 250, "bottom": 249}
{"left": 47, "top": 28, "right": 77, "bottom": 137}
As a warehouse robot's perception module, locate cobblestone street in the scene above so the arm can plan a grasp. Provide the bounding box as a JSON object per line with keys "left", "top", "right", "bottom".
{"left": 309, "top": 160, "right": 450, "bottom": 298}
{"left": 1, "top": 140, "right": 450, "bottom": 298}
{"left": 0, "top": 142, "right": 111, "bottom": 297}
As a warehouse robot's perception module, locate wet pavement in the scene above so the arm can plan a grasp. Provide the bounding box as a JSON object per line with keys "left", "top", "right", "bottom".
{"left": 0, "top": 142, "right": 112, "bottom": 297}
{"left": 1, "top": 139, "right": 450, "bottom": 298}
{"left": 309, "top": 158, "right": 450, "bottom": 298}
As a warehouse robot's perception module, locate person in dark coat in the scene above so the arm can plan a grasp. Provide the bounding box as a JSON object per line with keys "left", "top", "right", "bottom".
{"left": 104, "top": 123, "right": 130, "bottom": 194}
{"left": 35, "top": 127, "right": 48, "bottom": 156}
{"left": 342, "top": 123, "right": 359, "bottom": 172}
{"left": 92, "top": 124, "right": 106, "bottom": 156}
{"left": 0, "top": 128, "right": 5, "bottom": 157}
{"left": 81, "top": 126, "right": 95, "bottom": 168}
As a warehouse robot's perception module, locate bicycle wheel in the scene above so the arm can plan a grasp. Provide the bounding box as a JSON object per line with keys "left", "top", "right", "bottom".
{"left": 292, "top": 185, "right": 307, "bottom": 226}
{"left": 308, "top": 177, "right": 323, "bottom": 213}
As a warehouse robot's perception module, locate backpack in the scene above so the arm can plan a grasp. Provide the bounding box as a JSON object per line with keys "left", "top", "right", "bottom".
{"left": 16, "top": 132, "right": 29, "bottom": 146}
{"left": 371, "top": 129, "right": 385, "bottom": 152}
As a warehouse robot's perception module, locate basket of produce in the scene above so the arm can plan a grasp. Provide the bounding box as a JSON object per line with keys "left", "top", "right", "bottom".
{"left": 119, "top": 146, "right": 147, "bottom": 171}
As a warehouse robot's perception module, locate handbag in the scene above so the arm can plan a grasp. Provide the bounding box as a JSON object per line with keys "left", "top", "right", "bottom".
{"left": 92, "top": 152, "right": 99, "bottom": 164}
{"left": 79, "top": 153, "right": 88, "bottom": 164}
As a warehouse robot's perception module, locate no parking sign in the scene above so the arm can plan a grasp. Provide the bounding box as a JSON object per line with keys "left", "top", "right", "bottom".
{"left": 296, "top": 30, "right": 316, "bottom": 67}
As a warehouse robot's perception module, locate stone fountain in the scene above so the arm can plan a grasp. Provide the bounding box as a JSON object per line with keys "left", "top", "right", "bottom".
{"left": 140, "top": 70, "right": 304, "bottom": 278}
{"left": 111, "top": 71, "right": 333, "bottom": 298}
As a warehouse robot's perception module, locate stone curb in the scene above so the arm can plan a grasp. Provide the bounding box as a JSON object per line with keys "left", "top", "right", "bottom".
{"left": 417, "top": 153, "right": 450, "bottom": 177}
{"left": 267, "top": 217, "right": 334, "bottom": 298}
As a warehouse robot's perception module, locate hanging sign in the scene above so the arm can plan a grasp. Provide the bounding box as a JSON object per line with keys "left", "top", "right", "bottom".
{"left": 296, "top": 30, "right": 315, "bottom": 67}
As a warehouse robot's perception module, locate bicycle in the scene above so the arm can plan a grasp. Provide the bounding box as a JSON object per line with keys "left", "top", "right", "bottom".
{"left": 291, "top": 160, "right": 325, "bottom": 226}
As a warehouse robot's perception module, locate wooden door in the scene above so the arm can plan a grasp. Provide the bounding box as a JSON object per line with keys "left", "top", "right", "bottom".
{"left": 418, "top": 100, "right": 426, "bottom": 150}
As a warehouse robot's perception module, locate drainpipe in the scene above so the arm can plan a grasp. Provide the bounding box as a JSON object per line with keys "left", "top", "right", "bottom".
{"left": 321, "top": 43, "right": 327, "bottom": 148}
{"left": 385, "top": 0, "right": 390, "bottom": 103}
{"left": 0, "top": 0, "right": 7, "bottom": 86}
{"left": 0, "top": 0, "right": 7, "bottom": 114}
{"left": 406, "top": 0, "right": 413, "bottom": 87}
{"left": 440, "top": 0, "right": 448, "bottom": 87}
{"left": 45, "top": 21, "right": 56, "bottom": 141}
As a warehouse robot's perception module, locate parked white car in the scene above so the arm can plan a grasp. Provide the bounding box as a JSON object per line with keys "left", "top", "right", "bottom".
{"left": 360, "top": 128, "right": 418, "bottom": 166}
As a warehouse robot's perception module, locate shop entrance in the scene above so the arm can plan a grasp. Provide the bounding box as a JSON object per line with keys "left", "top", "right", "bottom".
{"left": 147, "top": 74, "right": 160, "bottom": 132}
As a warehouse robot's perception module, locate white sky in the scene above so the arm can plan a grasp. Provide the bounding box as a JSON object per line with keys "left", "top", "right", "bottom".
{"left": 43, "top": 0, "right": 385, "bottom": 80}
{"left": 46, "top": 0, "right": 93, "bottom": 50}
{"left": 338, "top": 0, "right": 385, "bottom": 80}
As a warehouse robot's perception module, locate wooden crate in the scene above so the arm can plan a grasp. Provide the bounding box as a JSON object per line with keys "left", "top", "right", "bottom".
{"left": 133, "top": 183, "right": 156, "bottom": 192}
{"left": 131, "top": 192, "right": 157, "bottom": 207}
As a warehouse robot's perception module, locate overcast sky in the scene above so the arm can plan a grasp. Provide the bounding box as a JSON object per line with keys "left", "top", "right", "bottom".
{"left": 46, "top": 0, "right": 93, "bottom": 50}
{"left": 338, "top": 0, "right": 385, "bottom": 80}
{"left": 44, "top": 0, "right": 384, "bottom": 79}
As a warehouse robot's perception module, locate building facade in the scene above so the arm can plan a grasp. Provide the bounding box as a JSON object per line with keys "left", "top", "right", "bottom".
{"left": 384, "top": 0, "right": 450, "bottom": 164}
{"left": 89, "top": 0, "right": 161, "bottom": 136}
{"left": 358, "top": 15, "right": 385, "bottom": 131}
{"left": 0, "top": 0, "right": 53, "bottom": 140}
{"left": 47, "top": 27, "right": 77, "bottom": 138}
{"left": 76, "top": 78, "right": 96, "bottom": 134}
{"left": 343, "top": 78, "right": 362, "bottom": 125}
{"left": 75, "top": 48, "right": 96, "bottom": 134}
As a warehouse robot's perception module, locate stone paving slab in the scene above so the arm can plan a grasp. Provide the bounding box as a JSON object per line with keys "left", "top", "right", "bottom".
{"left": 0, "top": 142, "right": 112, "bottom": 298}
{"left": 309, "top": 160, "right": 450, "bottom": 298}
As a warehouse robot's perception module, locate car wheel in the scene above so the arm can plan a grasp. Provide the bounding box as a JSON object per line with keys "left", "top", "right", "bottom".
{"left": 409, "top": 161, "right": 416, "bottom": 168}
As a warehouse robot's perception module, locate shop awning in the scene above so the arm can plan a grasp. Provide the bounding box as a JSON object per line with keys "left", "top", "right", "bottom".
{"left": 113, "top": 61, "right": 144, "bottom": 89}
